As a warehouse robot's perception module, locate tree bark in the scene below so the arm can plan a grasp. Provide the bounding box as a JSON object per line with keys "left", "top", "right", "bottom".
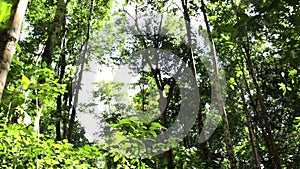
{"left": 180, "top": 0, "right": 212, "bottom": 167}
{"left": 42, "top": 0, "right": 67, "bottom": 141}
{"left": 55, "top": 21, "right": 67, "bottom": 141}
{"left": 42, "top": 0, "right": 67, "bottom": 67}
{"left": 200, "top": 0, "right": 237, "bottom": 168}
{"left": 0, "top": 0, "right": 28, "bottom": 102}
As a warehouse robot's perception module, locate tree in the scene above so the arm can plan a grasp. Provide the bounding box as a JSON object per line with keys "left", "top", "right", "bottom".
{"left": 0, "top": 0, "right": 28, "bottom": 102}
{"left": 42, "top": 0, "right": 67, "bottom": 67}
{"left": 200, "top": 0, "right": 237, "bottom": 168}
{"left": 180, "top": 0, "right": 213, "bottom": 167}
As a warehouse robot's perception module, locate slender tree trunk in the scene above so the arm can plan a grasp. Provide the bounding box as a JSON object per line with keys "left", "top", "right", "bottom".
{"left": 42, "top": 0, "right": 67, "bottom": 67}
{"left": 159, "top": 79, "right": 176, "bottom": 169}
{"left": 235, "top": 75, "right": 261, "bottom": 169}
{"left": 180, "top": 0, "right": 212, "bottom": 166}
{"left": 126, "top": 6, "right": 176, "bottom": 168}
{"left": 200, "top": 1, "right": 237, "bottom": 168}
{"left": 242, "top": 40, "right": 281, "bottom": 168}
{"left": 55, "top": 21, "right": 67, "bottom": 141}
{"left": 230, "top": 2, "right": 281, "bottom": 167}
{"left": 68, "top": 0, "right": 94, "bottom": 142}
{"left": 42, "top": 0, "right": 67, "bottom": 141}
{"left": 62, "top": 83, "right": 71, "bottom": 139}
{"left": 56, "top": 85, "right": 63, "bottom": 141}
{"left": 38, "top": 0, "right": 67, "bottom": 141}
{"left": 234, "top": 52, "right": 267, "bottom": 166}
{"left": 0, "top": 0, "right": 28, "bottom": 102}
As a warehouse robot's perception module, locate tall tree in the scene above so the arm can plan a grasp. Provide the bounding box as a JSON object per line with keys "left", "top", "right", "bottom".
{"left": 42, "top": 0, "right": 67, "bottom": 67}
{"left": 0, "top": 0, "right": 28, "bottom": 102}
{"left": 200, "top": 0, "right": 237, "bottom": 168}
{"left": 235, "top": 73, "right": 261, "bottom": 169}
{"left": 180, "top": 0, "right": 212, "bottom": 166}
{"left": 67, "top": 0, "right": 95, "bottom": 142}
{"left": 55, "top": 17, "right": 67, "bottom": 141}
{"left": 230, "top": 1, "right": 281, "bottom": 168}
{"left": 39, "top": 0, "right": 67, "bottom": 141}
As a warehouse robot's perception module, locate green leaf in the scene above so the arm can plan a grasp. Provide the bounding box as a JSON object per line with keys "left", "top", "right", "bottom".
{"left": 278, "top": 83, "right": 286, "bottom": 95}
{"left": 236, "top": 70, "right": 243, "bottom": 77}
{"left": 0, "top": 1, "right": 12, "bottom": 32}
{"left": 113, "top": 132, "right": 126, "bottom": 143}
{"left": 149, "top": 131, "right": 157, "bottom": 136}
{"left": 289, "top": 69, "right": 297, "bottom": 76}
{"left": 228, "top": 77, "right": 237, "bottom": 90}
{"left": 113, "top": 155, "right": 119, "bottom": 162}
{"left": 209, "top": 15, "right": 218, "bottom": 21}
{"left": 120, "top": 118, "right": 130, "bottom": 125}
{"left": 129, "top": 116, "right": 140, "bottom": 122}
{"left": 183, "top": 161, "right": 188, "bottom": 169}
{"left": 230, "top": 77, "right": 237, "bottom": 84}
{"left": 108, "top": 123, "right": 120, "bottom": 128}
{"left": 21, "top": 74, "right": 30, "bottom": 90}
{"left": 150, "top": 122, "right": 166, "bottom": 130}
{"left": 16, "top": 43, "right": 21, "bottom": 53}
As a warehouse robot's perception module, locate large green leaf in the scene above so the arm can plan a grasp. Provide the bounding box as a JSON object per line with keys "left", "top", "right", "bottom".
{"left": 0, "top": 0, "right": 12, "bottom": 33}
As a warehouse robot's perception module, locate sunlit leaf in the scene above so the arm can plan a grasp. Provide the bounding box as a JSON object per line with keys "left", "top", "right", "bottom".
{"left": 21, "top": 74, "right": 30, "bottom": 90}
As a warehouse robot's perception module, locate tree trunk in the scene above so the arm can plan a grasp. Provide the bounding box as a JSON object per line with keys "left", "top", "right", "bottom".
{"left": 180, "top": 0, "right": 212, "bottom": 166}
{"left": 0, "top": 0, "right": 28, "bottom": 102}
{"left": 242, "top": 39, "right": 281, "bottom": 168}
{"left": 68, "top": 0, "right": 94, "bottom": 142}
{"left": 55, "top": 22, "right": 67, "bottom": 141}
{"left": 237, "top": 57, "right": 270, "bottom": 167}
{"left": 235, "top": 75, "right": 261, "bottom": 169}
{"left": 42, "top": 0, "right": 67, "bottom": 67}
{"left": 230, "top": 2, "right": 281, "bottom": 167}
{"left": 160, "top": 80, "right": 176, "bottom": 169}
{"left": 128, "top": 6, "right": 177, "bottom": 168}
{"left": 42, "top": 0, "right": 67, "bottom": 141}
{"left": 200, "top": 1, "right": 237, "bottom": 168}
